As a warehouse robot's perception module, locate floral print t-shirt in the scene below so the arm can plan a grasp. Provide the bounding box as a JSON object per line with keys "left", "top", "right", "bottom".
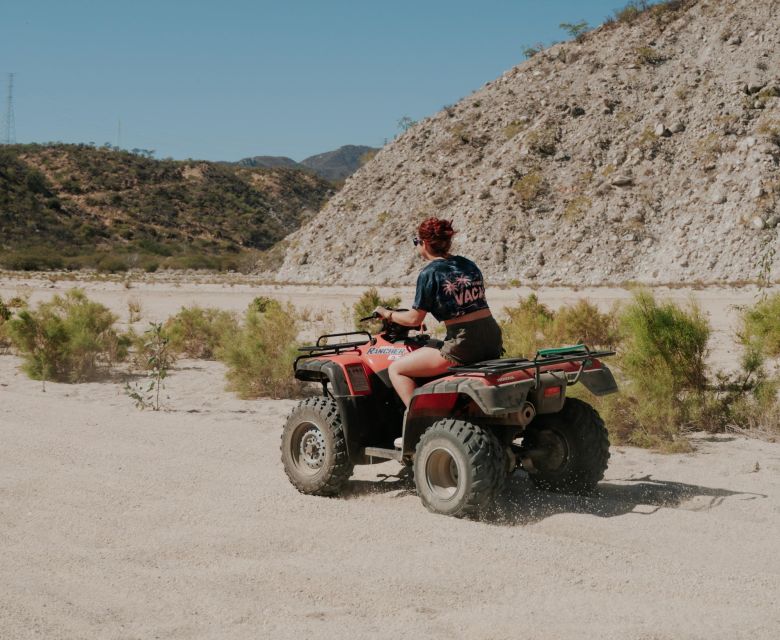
{"left": 412, "top": 255, "right": 489, "bottom": 322}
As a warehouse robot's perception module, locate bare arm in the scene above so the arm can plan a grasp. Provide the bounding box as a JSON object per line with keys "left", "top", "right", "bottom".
{"left": 375, "top": 306, "right": 426, "bottom": 327}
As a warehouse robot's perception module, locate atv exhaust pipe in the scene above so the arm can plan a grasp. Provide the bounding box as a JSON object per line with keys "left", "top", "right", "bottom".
{"left": 517, "top": 402, "right": 536, "bottom": 427}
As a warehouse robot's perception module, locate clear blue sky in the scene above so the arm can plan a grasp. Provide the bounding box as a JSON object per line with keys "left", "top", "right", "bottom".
{"left": 2, "top": 0, "right": 623, "bottom": 161}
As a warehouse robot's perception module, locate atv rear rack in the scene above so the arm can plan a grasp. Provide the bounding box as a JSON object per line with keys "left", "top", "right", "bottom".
{"left": 449, "top": 345, "right": 616, "bottom": 387}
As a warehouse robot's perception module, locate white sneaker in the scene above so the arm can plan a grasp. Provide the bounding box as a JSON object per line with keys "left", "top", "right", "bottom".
{"left": 394, "top": 437, "right": 403, "bottom": 449}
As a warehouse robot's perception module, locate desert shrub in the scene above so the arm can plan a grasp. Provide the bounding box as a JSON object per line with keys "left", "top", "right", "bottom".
{"left": 250, "top": 296, "right": 276, "bottom": 313}
{"left": 1, "top": 249, "right": 65, "bottom": 271}
{"left": 95, "top": 254, "right": 129, "bottom": 273}
{"left": 740, "top": 293, "right": 780, "bottom": 357}
{"left": 218, "top": 299, "right": 301, "bottom": 398}
{"left": 502, "top": 296, "right": 619, "bottom": 358}
{"left": 163, "top": 305, "right": 238, "bottom": 359}
{"left": 547, "top": 300, "right": 621, "bottom": 348}
{"left": 503, "top": 120, "right": 528, "bottom": 140}
{"left": 125, "top": 322, "right": 176, "bottom": 410}
{"left": 501, "top": 294, "right": 555, "bottom": 358}
{"left": 711, "top": 340, "right": 779, "bottom": 435}
{"left": 513, "top": 171, "right": 547, "bottom": 207}
{"left": 352, "top": 287, "right": 402, "bottom": 333}
{"left": 6, "top": 288, "right": 128, "bottom": 382}
{"left": 522, "top": 43, "right": 545, "bottom": 59}
{"left": 613, "top": 0, "right": 649, "bottom": 24}
{"left": 560, "top": 20, "right": 590, "bottom": 42}
{"left": 526, "top": 124, "right": 559, "bottom": 156}
{"left": 693, "top": 133, "right": 723, "bottom": 166}
{"left": 635, "top": 46, "right": 666, "bottom": 66}
{"left": 604, "top": 291, "right": 710, "bottom": 449}
{"left": 0, "top": 297, "right": 12, "bottom": 352}
{"left": 563, "top": 195, "right": 591, "bottom": 220}
{"left": 127, "top": 297, "right": 142, "bottom": 323}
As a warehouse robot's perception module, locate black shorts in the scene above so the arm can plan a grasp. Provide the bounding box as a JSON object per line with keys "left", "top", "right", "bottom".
{"left": 434, "top": 315, "right": 503, "bottom": 365}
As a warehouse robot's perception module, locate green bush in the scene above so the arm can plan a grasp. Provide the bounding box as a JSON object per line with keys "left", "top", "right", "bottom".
{"left": 712, "top": 341, "right": 779, "bottom": 434}
{"left": 250, "top": 296, "right": 276, "bottom": 313}
{"left": 0, "top": 297, "right": 12, "bottom": 352}
{"left": 560, "top": 20, "right": 590, "bottom": 42}
{"left": 0, "top": 250, "right": 65, "bottom": 271}
{"left": 218, "top": 299, "right": 301, "bottom": 398}
{"left": 602, "top": 291, "right": 711, "bottom": 449}
{"left": 502, "top": 295, "right": 619, "bottom": 358}
{"left": 163, "top": 305, "right": 238, "bottom": 359}
{"left": 547, "top": 299, "right": 621, "bottom": 348}
{"left": 95, "top": 254, "right": 129, "bottom": 273}
{"left": 635, "top": 46, "right": 666, "bottom": 66}
{"left": 352, "top": 287, "right": 402, "bottom": 333}
{"left": 126, "top": 323, "right": 176, "bottom": 410}
{"left": 741, "top": 293, "right": 780, "bottom": 357}
{"left": 6, "top": 288, "right": 128, "bottom": 382}
{"left": 501, "top": 294, "right": 555, "bottom": 358}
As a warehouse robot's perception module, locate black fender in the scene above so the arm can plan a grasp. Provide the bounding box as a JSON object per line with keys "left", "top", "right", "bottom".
{"left": 578, "top": 364, "right": 619, "bottom": 396}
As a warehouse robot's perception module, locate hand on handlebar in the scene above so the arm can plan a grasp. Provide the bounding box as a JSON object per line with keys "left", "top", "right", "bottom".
{"left": 360, "top": 307, "right": 394, "bottom": 323}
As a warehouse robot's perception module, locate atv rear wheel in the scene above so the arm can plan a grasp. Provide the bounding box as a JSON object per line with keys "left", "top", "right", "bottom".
{"left": 414, "top": 419, "right": 504, "bottom": 518}
{"left": 281, "top": 397, "right": 354, "bottom": 496}
{"left": 521, "top": 398, "right": 609, "bottom": 495}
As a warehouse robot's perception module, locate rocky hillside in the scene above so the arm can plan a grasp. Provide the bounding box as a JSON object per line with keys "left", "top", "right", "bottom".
{"left": 0, "top": 144, "right": 332, "bottom": 271}
{"left": 277, "top": 0, "right": 780, "bottom": 286}
{"left": 237, "top": 145, "right": 377, "bottom": 182}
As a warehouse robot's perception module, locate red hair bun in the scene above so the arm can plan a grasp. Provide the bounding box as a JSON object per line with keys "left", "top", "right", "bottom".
{"left": 418, "top": 217, "right": 456, "bottom": 256}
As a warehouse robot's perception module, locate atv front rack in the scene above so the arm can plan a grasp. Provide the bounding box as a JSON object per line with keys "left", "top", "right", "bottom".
{"left": 449, "top": 345, "right": 616, "bottom": 388}
{"left": 295, "top": 331, "right": 375, "bottom": 365}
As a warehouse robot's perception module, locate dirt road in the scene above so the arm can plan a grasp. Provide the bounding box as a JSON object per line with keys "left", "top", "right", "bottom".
{"left": 1, "top": 276, "right": 779, "bottom": 638}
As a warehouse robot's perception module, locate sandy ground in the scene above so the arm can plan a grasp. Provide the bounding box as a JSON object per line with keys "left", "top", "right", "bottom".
{"left": 1, "top": 274, "right": 779, "bottom": 639}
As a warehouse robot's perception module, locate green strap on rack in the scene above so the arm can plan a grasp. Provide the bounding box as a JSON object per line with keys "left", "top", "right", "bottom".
{"left": 537, "top": 344, "right": 587, "bottom": 357}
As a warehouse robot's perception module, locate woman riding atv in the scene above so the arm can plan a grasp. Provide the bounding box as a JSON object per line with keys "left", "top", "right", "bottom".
{"left": 374, "top": 217, "right": 503, "bottom": 407}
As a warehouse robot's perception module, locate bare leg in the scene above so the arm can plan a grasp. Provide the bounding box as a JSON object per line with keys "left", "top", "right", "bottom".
{"left": 388, "top": 347, "right": 453, "bottom": 407}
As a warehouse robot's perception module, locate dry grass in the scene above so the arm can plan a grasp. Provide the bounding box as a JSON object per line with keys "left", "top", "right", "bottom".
{"left": 503, "top": 120, "right": 528, "bottom": 140}
{"left": 563, "top": 195, "right": 591, "bottom": 221}
{"left": 526, "top": 124, "right": 559, "bottom": 157}
{"left": 513, "top": 171, "right": 548, "bottom": 207}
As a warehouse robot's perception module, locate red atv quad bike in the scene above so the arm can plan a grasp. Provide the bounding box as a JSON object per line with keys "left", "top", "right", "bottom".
{"left": 281, "top": 312, "right": 618, "bottom": 518}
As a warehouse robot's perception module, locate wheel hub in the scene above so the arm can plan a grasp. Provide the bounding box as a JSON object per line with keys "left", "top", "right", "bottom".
{"left": 425, "top": 447, "right": 461, "bottom": 500}
{"left": 525, "top": 429, "right": 568, "bottom": 472}
{"left": 299, "top": 427, "right": 326, "bottom": 469}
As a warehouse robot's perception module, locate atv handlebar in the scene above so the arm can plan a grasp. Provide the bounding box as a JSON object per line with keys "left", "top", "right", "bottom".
{"left": 359, "top": 308, "right": 409, "bottom": 324}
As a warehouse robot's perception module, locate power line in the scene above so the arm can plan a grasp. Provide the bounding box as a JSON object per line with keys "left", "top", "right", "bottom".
{"left": 3, "top": 73, "right": 16, "bottom": 144}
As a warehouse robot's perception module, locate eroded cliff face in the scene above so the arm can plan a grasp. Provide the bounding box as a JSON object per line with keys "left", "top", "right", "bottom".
{"left": 277, "top": 0, "right": 780, "bottom": 286}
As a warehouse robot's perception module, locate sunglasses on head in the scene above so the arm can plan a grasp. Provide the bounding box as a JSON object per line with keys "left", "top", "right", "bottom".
{"left": 413, "top": 237, "right": 421, "bottom": 246}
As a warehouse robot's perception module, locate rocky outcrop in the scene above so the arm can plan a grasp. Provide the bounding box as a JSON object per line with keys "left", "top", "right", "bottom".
{"left": 277, "top": 0, "right": 780, "bottom": 285}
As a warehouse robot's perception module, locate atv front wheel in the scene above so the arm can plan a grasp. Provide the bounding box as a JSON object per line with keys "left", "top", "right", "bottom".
{"left": 521, "top": 397, "right": 609, "bottom": 495}
{"left": 281, "top": 397, "right": 354, "bottom": 496}
{"left": 414, "top": 419, "right": 504, "bottom": 518}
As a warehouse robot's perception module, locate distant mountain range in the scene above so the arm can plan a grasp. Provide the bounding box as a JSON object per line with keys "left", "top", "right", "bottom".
{"left": 0, "top": 143, "right": 332, "bottom": 271}
{"left": 236, "top": 145, "right": 378, "bottom": 182}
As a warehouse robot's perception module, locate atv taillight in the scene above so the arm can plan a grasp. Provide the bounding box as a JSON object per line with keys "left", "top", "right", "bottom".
{"left": 544, "top": 386, "right": 562, "bottom": 397}
{"left": 345, "top": 364, "right": 370, "bottom": 393}
{"left": 410, "top": 393, "right": 458, "bottom": 416}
